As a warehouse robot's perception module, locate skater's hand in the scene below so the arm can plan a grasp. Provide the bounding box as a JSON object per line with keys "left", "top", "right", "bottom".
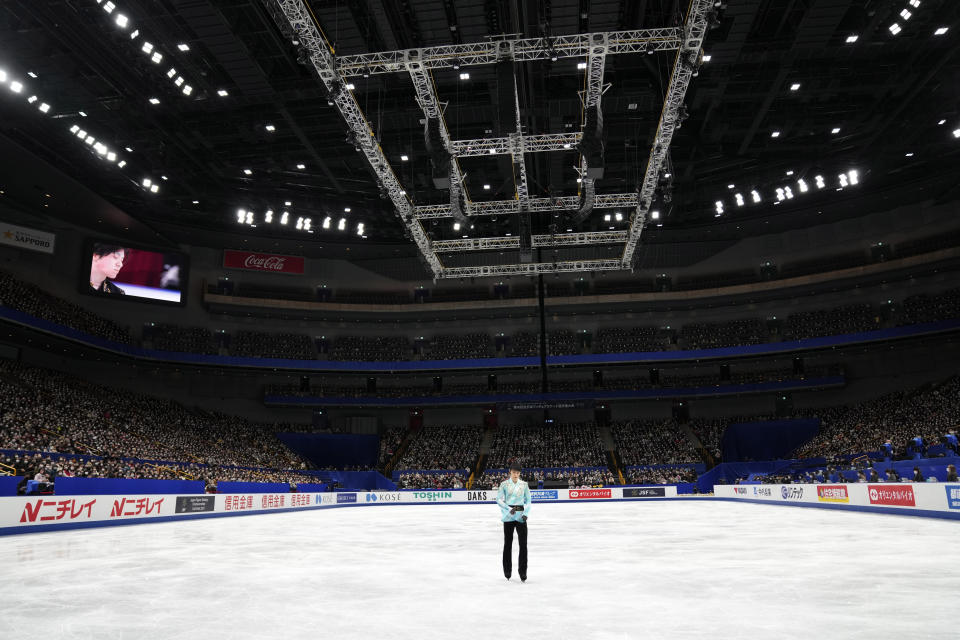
{"left": 510, "top": 505, "right": 523, "bottom": 514}
{"left": 522, "top": 515, "right": 528, "bottom": 523}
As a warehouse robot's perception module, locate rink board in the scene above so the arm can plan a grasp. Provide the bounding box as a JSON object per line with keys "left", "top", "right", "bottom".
{"left": 716, "top": 483, "right": 960, "bottom": 520}
{"left": 0, "top": 486, "right": 676, "bottom": 535}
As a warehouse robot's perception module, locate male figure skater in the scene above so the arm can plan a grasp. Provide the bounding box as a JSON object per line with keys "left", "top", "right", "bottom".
{"left": 497, "top": 462, "right": 531, "bottom": 582}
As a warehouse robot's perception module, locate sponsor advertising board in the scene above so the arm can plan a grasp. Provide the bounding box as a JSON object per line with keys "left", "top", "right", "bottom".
{"left": 530, "top": 490, "right": 559, "bottom": 501}
{"left": 816, "top": 485, "right": 849, "bottom": 504}
{"left": 867, "top": 485, "right": 915, "bottom": 507}
{"left": 623, "top": 487, "right": 666, "bottom": 498}
{"left": 568, "top": 488, "right": 612, "bottom": 500}
{"left": 0, "top": 221, "right": 55, "bottom": 254}
{"left": 222, "top": 250, "right": 305, "bottom": 274}
{"left": 945, "top": 486, "right": 960, "bottom": 510}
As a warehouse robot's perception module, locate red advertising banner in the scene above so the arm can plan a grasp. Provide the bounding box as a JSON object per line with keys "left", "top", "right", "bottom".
{"left": 569, "top": 489, "right": 612, "bottom": 500}
{"left": 223, "top": 250, "right": 305, "bottom": 275}
{"left": 867, "top": 485, "right": 915, "bottom": 507}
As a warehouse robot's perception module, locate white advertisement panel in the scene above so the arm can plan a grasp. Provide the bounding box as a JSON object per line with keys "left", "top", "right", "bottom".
{"left": 716, "top": 483, "right": 960, "bottom": 515}
{"left": 0, "top": 221, "right": 55, "bottom": 254}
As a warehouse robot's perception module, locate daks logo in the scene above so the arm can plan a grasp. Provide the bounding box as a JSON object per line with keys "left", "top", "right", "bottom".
{"left": 467, "top": 491, "right": 489, "bottom": 501}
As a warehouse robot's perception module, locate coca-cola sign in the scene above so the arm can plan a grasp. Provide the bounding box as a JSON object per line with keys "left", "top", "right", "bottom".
{"left": 223, "top": 250, "right": 305, "bottom": 274}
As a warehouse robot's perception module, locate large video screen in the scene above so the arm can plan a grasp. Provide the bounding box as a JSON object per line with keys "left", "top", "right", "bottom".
{"left": 83, "top": 239, "right": 188, "bottom": 304}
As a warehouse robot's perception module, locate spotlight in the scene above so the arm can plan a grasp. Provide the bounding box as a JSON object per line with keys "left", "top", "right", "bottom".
{"left": 296, "top": 163, "right": 306, "bottom": 169}
{"left": 115, "top": 13, "right": 129, "bottom": 28}
{"left": 141, "top": 42, "right": 154, "bottom": 54}
{"left": 243, "top": 168, "right": 252, "bottom": 175}
{"left": 770, "top": 130, "right": 780, "bottom": 138}
{"left": 578, "top": 61, "right": 588, "bottom": 69}
{"left": 888, "top": 23, "right": 901, "bottom": 36}
{"left": 265, "top": 124, "right": 276, "bottom": 132}
{"left": 338, "top": 218, "right": 346, "bottom": 231}
{"left": 0, "top": 69, "right": 6, "bottom": 83}
{"left": 322, "top": 216, "right": 331, "bottom": 229}
{"left": 848, "top": 169, "right": 859, "bottom": 185}
{"left": 839, "top": 173, "right": 849, "bottom": 187}
{"left": 143, "top": 179, "right": 152, "bottom": 187}
{"left": 303, "top": 218, "right": 312, "bottom": 231}
{"left": 150, "top": 184, "right": 159, "bottom": 193}
{"left": 296, "top": 217, "right": 303, "bottom": 230}
{"left": 217, "top": 89, "right": 229, "bottom": 97}
{"left": 650, "top": 210, "right": 660, "bottom": 220}
{"left": 151, "top": 52, "right": 163, "bottom": 64}
{"left": 148, "top": 97, "right": 160, "bottom": 105}
{"left": 400, "top": 155, "right": 409, "bottom": 161}
{"left": 453, "top": 222, "right": 461, "bottom": 231}
{"left": 784, "top": 186, "right": 794, "bottom": 199}
{"left": 934, "top": 27, "right": 949, "bottom": 36}
{"left": 831, "top": 127, "right": 841, "bottom": 134}
{"left": 789, "top": 83, "right": 801, "bottom": 91}
{"left": 459, "top": 72, "right": 470, "bottom": 80}
{"left": 797, "top": 179, "right": 808, "bottom": 193}
{"left": 10, "top": 81, "right": 23, "bottom": 93}
{"left": 604, "top": 214, "right": 611, "bottom": 222}
{"left": 177, "top": 43, "right": 190, "bottom": 51}
{"left": 182, "top": 85, "right": 193, "bottom": 96}
{"left": 715, "top": 201, "right": 724, "bottom": 214}
{"left": 237, "top": 209, "right": 246, "bottom": 223}
{"left": 357, "top": 222, "right": 365, "bottom": 235}
{"left": 845, "top": 35, "right": 858, "bottom": 43}
{"left": 167, "top": 68, "right": 177, "bottom": 79}
{"left": 614, "top": 212, "right": 623, "bottom": 221}
{"left": 734, "top": 193, "right": 744, "bottom": 206}
{"left": 103, "top": 1, "right": 116, "bottom": 13}
{"left": 751, "top": 190, "right": 761, "bottom": 203}
{"left": 776, "top": 188, "right": 785, "bottom": 201}
{"left": 265, "top": 210, "right": 273, "bottom": 223}
{"left": 280, "top": 211, "right": 289, "bottom": 225}
{"left": 815, "top": 175, "right": 825, "bottom": 189}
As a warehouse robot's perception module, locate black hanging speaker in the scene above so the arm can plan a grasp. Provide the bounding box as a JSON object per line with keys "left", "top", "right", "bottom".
{"left": 366, "top": 377, "right": 377, "bottom": 392}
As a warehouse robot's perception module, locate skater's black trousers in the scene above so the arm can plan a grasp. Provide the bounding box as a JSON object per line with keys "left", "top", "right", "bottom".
{"left": 502, "top": 521, "right": 528, "bottom": 578}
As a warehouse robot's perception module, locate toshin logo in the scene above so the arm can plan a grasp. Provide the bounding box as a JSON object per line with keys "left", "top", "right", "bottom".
{"left": 412, "top": 491, "right": 453, "bottom": 502}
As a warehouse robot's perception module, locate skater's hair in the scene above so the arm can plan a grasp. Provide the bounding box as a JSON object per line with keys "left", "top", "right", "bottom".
{"left": 509, "top": 463, "right": 522, "bottom": 472}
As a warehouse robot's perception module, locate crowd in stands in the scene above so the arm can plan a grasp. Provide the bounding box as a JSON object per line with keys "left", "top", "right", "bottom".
{"left": 396, "top": 424, "right": 482, "bottom": 472}
{"left": 897, "top": 288, "right": 960, "bottom": 326}
{"left": 783, "top": 304, "right": 880, "bottom": 340}
{"left": 474, "top": 467, "right": 616, "bottom": 489}
{"left": 688, "top": 419, "right": 726, "bottom": 462}
{"left": 144, "top": 323, "right": 218, "bottom": 355}
{"left": 486, "top": 422, "right": 607, "bottom": 469}
{"left": 329, "top": 335, "right": 410, "bottom": 361}
{"left": 396, "top": 471, "right": 465, "bottom": 489}
{"left": 232, "top": 331, "right": 315, "bottom": 359}
{"left": 624, "top": 466, "right": 698, "bottom": 485}
{"left": 430, "top": 333, "right": 493, "bottom": 359}
{"left": 595, "top": 326, "right": 662, "bottom": 353}
{"left": 547, "top": 330, "right": 582, "bottom": 355}
{"left": 0, "top": 270, "right": 131, "bottom": 344}
{"left": 612, "top": 419, "right": 701, "bottom": 466}
{"left": 680, "top": 319, "right": 768, "bottom": 349}
{"left": 1, "top": 450, "right": 321, "bottom": 492}
{"left": 0, "top": 361, "right": 311, "bottom": 474}
{"left": 377, "top": 426, "right": 406, "bottom": 468}
{"left": 796, "top": 376, "right": 960, "bottom": 460}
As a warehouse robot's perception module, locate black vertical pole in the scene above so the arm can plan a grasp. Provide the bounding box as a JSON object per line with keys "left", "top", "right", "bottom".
{"left": 537, "top": 273, "right": 548, "bottom": 393}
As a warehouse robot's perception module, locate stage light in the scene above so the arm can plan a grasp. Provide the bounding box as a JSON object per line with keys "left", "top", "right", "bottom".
{"left": 70, "top": 124, "right": 80, "bottom": 134}
{"left": 264, "top": 210, "right": 273, "bottom": 223}
{"left": 770, "top": 130, "right": 780, "bottom": 138}
{"left": 751, "top": 190, "right": 761, "bottom": 203}
{"left": 243, "top": 168, "right": 252, "bottom": 175}
{"left": 934, "top": 27, "right": 949, "bottom": 36}
{"left": 265, "top": 124, "right": 275, "bottom": 132}
{"left": 815, "top": 175, "right": 825, "bottom": 189}
{"left": 784, "top": 186, "right": 794, "bottom": 199}
{"left": 217, "top": 89, "right": 229, "bottom": 97}
{"left": 150, "top": 184, "right": 159, "bottom": 193}
{"left": 908, "top": 0, "right": 920, "bottom": 7}
{"left": 790, "top": 83, "right": 801, "bottom": 91}
{"left": 615, "top": 212, "right": 623, "bottom": 221}
{"left": 303, "top": 218, "right": 312, "bottom": 231}
{"left": 280, "top": 211, "right": 289, "bottom": 225}
{"left": 702, "top": 54, "right": 711, "bottom": 62}
{"left": 344, "top": 207, "right": 351, "bottom": 212}
{"left": 735, "top": 193, "right": 744, "bottom": 206}
{"left": 845, "top": 35, "right": 858, "bottom": 43}
{"left": 237, "top": 209, "right": 246, "bottom": 223}
{"left": 103, "top": 1, "right": 116, "bottom": 13}
{"left": 459, "top": 72, "right": 470, "bottom": 80}
{"left": 151, "top": 52, "right": 163, "bottom": 64}
{"left": 357, "top": 223, "right": 364, "bottom": 236}
{"left": 831, "top": 127, "right": 841, "bottom": 134}
{"left": 400, "top": 155, "right": 409, "bottom": 161}
{"left": 889, "top": 23, "right": 901, "bottom": 35}
{"left": 848, "top": 169, "right": 859, "bottom": 185}
{"left": 182, "top": 85, "right": 192, "bottom": 96}
{"left": 322, "top": 216, "right": 331, "bottom": 229}
{"left": 115, "top": 14, "right": 129, "bottom": 28}
{"left": 245, "top": 210, "right": 253, "bottom": 224}
{"left": 177, "top": 43, "right": 190, "bottom": 51}
{"left": 776, "top": 188, "right": 785, "bottom": 201}
{"left": 797, "top": 179, "right": 808, "bottom": 193}
{"left": 953, "top": 129, "right": 960, "bottom": 139}
{"left": 650, "top": 210, "right": 660, "bottom": 220}
{"left": 296, "top": 217, "right": 303, "bottom": 230}
{"left": 149, "top": 97, "right": 160, "bottom": 105}
{"left": 85, "top": 135, "right": 95, "bottom": 145}
{"left": 0, "top": 70, "right": 6, "bottom": 83}
{"left": 839, "top": 173, "right": 849, "bottom": 187}
{"left": 167, "top": 68, "right": 177, "bottom": 78}
{"left": 727, "top": 184, "right": 735, "bottom": 189}
{"left": 338, "top": 218, "right": 346, "bottom": 231}
{"left": 483, "top": 184, "right": 491, "bottom": 190}
{"left": 27, "top": 95, "right": 37, "bottom": 103}
{"left": 129, "top": 30, "right": 139, "bottom": 40}
{"left": 9, "top": 81, "right": 23, "bottom": 94}
{"left": 715, "top": 200, "right": 724, "bottom": 214}
{"left": 143, "top": 179, "right": 152, "bottom": 187}
{"left": 577, "top": 62, "right": 587, "bottom": 69}
{"left": 141, "top": 42, "right": 154, "bottom": 54}
{"left": 296, "top": 163, "right": 306, "bottom": 169}
{"left": 106, "top": 151, "right": 116, "bottom": 162}
{"left": 899, "top": 9, "right": 911, "bottom": 21}
{"left": 346, "top": 83, "right": 355, "bottom": 90}
{"left": 76, "top": 129, "right": 86, "bottom": 139}
{"left": 453, "top": 222, "right": 461, "bottom": 231}
{"left": 604, "top": 214, "right": 611, "bottom": 222}
{"left": 117, "top": 160, "right": 126, "bottom": 168}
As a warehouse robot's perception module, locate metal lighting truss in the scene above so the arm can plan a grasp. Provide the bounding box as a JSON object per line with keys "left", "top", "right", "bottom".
{"left": 621, "top": 0, "right": 713, "bottom": 269}
{"left": 335, "top": 29, "right": 684, "bottom": 76}
{"left": 431, "top": 230, "right": 628, "bottom": 253}
{"left": 272, "top": 0, "right": 711, "bottom": 279}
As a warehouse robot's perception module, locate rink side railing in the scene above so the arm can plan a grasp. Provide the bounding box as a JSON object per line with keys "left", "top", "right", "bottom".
{"left": 3, "top": 484, "right": 959, "bottom": 535}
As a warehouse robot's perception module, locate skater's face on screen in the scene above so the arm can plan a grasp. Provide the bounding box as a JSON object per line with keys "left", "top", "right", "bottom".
{"left": 510, "top": 470, "right": 521, "bottom": 481}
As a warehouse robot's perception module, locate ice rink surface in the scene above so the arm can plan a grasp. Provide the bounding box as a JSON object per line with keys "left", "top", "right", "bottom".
{"left": 1, "top": 499, "right": 958, "bottom": 639}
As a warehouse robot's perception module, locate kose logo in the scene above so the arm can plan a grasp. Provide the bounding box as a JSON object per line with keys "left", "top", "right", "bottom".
{"left": 243, "top": 255, "right": 288, "bottom": 271}
{"left": 365, "top": 493, "right": 378, "bottom": 502}
{"left": 366, "top": 493, "right": 401, "bottom": 502}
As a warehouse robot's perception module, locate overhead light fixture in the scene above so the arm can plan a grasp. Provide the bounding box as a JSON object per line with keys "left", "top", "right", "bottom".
{"left": 296, "top": 163, "right": 306, "bottom": 169}
{"left": 785, "top": 170, "right": 794, "bottom": 176}
{"left": 148, "top": 97, "right": 160, "bottom": 104}
{"left": 322, "top": 216, "right": 331, "bottom": 229}
{"left": 400, "top": 154, "right": 409, "bottom": 161}
{"left": 115, "top": 13, "right": 129, "bottom": 28}
{"left": 797, "top": 179, "right": 808, "bottom": 193}
{"left": 459, "top": 72, "right": 470, "bottom": 80}
{"left": 789, "top": 83, "right": 801, "bottom": 91}
{"left": 338, "top": 218, "right": 346, "bottom": 231}
{"left": 563, "top": 143, "right": 571, "bottom": 149}
{"left": 734, "top": 193, "right": 744, "bottom": 206}
{"left": 577, "top": 62, "right": 587, "bottom": 70}
{"left": 141, "top": 42, "right": 154, "bottom": 54}
{"left": 815, "top": 175, "right": 825, "bottom": 189}
{"left": 27, "top": 71, "right": 37, "bottom": 78}
{"left": 9, "top": 81, "right": 23, "bottom": 94}
{"left": 177, "top": 43, "right": 190, "bottom": 51}
{"left": 217, "top": 89, "right": 229, "bottom": 97}
{"left": 848, "top": 169, "right": 859, "bottom": 185}
{"left": 302, "top": 218, "right": 312, "bottom": 231}
{"left": 488, "top": 148, "right": 497, "bottom": 155}
{"left": 831, "top": 127, "right": 841, "bottom": 134}
{"left": 934, "top": 27, "right": 948, "bottom": 36}
{"left": 265, "top": 124, "right": 276, "bottom": 132}
{"left": 845, "top": 35, "right": 858, "bottom": 44}
{"left": 174, "top": 76, "right": 184, "bottom": 85}
{"left": 702, "top": 54, "right": 712, "bottom": 62}
{"left": 650, "top": 210, "right": 660, "bottom": 220}
{"left": 245, "top": 211, "right": 253, "bottom": 224}
{"left": 770, "top": 130, "right": 780, "bottom": 138}
{"left": 888, "top": 23, "right": 901, "bottom": 35}
{"left": 242, "top": 168, "right": 252, "bottom": 175}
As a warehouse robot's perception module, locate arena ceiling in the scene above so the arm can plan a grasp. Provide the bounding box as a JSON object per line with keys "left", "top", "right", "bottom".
{"left": 0, "top": 0, "right": 958, "bottom": 272}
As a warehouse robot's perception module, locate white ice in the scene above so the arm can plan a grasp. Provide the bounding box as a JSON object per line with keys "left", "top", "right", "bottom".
{"left": 1, "top": 500, "right": 958, "bottom": 639}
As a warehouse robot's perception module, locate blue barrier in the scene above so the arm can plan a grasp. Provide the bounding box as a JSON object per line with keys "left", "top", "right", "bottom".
{"left": 54, "top": 477, "right": 205, "bottom": 495}
{"left": 216, "top": 481, "right": 290, "bottom": 494}
{"left": 0, "top": 476, "right": 23, "bottom": 496}
{"left": 722, "top": 419, "right": 821, "bottom": 462}
{"left": 294, "top": 483, "right": 328, "bottom": 493}
{"left": 275, "top": 433, "right": 379, "bottom": 469}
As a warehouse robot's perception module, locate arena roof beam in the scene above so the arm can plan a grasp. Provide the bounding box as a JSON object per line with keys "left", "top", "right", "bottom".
{"left": 431, "top": 230, "right": 628, "bottom": 253}
{"left": 441, "top": 259, "right": 623, "bottom": 278}
{"left": 414, "top": 193, "right": 639, "bottom": 219}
